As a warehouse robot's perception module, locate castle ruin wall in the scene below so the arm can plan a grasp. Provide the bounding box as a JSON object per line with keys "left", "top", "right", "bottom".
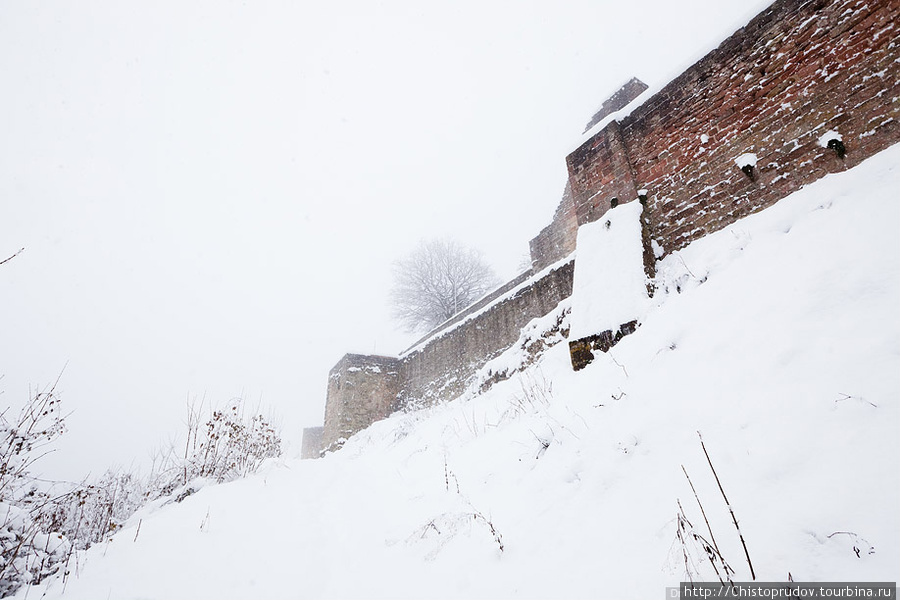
{"left": 320, "top": 261, "right": 574, "bottom": 452}
{"left": 398, "top": 259, "right": 575, "bottom": 410}
{"left": 566, "top": 0, "right": 899, "bottom": 253}
{"left": 313, "top": 0, "right": 899, "bottom": 456}
{"left": 322, "top": 354, "right": 401, "bottom": 451}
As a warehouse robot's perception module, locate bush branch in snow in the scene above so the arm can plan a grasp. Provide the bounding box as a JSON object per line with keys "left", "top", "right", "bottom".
{"left": 508, "top": 370, "right": 553, "bottom": 417}
{"left": 1, "top": 386, "right": 282, "bottom": 598}
{"left": 1, "top": 381, "right": 70, "bottom": 597}
{"left": 673, "top": 434, "right": 756, "bottom": 586}
{"left": 390, "top": 238, "right": 500, "bottom": 333}
{"left": 674, "top": 499, "right": 736, "bottom": 586}
{"left": 149, "top": 396, "right": 282, "bottom": 497}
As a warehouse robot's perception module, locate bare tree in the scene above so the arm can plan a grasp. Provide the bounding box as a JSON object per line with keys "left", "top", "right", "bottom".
{"left": 390, "top": 239, "right": 500, "bottom": 333}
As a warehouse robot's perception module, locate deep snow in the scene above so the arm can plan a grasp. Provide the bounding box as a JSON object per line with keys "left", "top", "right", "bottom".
{"left": 20, "top": 144, "right": 900, "bottom": 599}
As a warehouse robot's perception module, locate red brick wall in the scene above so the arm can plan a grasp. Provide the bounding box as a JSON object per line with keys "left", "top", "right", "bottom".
{"left": 568, "top": 120, "right": 641, "bottom": 224}
{"left": 528, "top": 182, "right": 578, "bottom": 270}
{"left": 582, "top": 77, "right": 649, "bottom": 133}
{"left": 566, "top": 0, "right": 899, "bottom": 255}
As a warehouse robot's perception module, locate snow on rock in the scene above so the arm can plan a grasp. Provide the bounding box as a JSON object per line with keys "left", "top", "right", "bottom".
{"left": 568, "top": 200, "right": 650, "bottom": 341}
{"left": 819, "top": 130, "right": 842, "bottom": 148}
{"left": 734, "top": 152, "right": 758, "bottom": 168}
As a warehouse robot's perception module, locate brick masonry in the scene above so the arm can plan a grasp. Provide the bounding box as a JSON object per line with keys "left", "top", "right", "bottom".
{"left": 567, "top": 0, "right": 899, "bottom": 254}
{"left": 582, "top": 77, "right": 650, "bottom": 133}
{"left": 311, "top": 0, "right": 899, "bottom": 456}
{"left": 528, "top": 182, "right": 578, "bottom": 272}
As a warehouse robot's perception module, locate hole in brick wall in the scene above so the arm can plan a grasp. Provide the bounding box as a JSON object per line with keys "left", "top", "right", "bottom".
{"left": 610, "top": 197, "right": 619, "bottom": 208}
{"left": 734, "top": 152, "right": 758, "bottom": 181}
{"left": 827, "top": 138, "right": 847, "bottom": 159}
{"left": 818, "top": 131, "right": 846, "bottom": 159}
{"left": 637, "top": 189, "right": 648, "bottom": 204}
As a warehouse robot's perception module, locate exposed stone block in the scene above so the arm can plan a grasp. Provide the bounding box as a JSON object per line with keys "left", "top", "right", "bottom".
{"left": 568, "top": 320, "right": 639, "bottom": 371}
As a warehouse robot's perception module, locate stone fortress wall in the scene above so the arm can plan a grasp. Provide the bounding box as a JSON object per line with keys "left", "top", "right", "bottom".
{"left": 303, "top": 0, "right": 899, "bottom": 458}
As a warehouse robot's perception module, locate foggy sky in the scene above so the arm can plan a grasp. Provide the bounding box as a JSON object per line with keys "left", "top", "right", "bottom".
{"left": 1, "top": 0, "right": 770, "bottom": 480}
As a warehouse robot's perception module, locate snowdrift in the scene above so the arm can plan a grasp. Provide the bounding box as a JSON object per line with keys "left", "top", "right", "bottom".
{"left": 22, "top": 145, "right": 900, "bottom": 599}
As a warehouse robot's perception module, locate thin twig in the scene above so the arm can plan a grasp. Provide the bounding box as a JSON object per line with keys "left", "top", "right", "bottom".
{"left": 698, "top": 432, "right": 756, "bottom": 580}
{"left": 609, "top": 354, "right": 628, "bottom": 377}
{"left": 0, "top": 247, "right": 24, "bottom": 266}
{"left": 682, "top": 465, "right": 721, "bottom": 556}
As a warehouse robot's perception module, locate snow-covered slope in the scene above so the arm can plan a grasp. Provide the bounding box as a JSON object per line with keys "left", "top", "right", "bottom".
{"left": 23, "top": 145, "right": 900, "bottom": 599}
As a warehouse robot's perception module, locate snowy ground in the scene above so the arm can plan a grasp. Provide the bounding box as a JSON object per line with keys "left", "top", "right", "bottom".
{"left": 21, "top": 145, "right": 900, "bottom": 599}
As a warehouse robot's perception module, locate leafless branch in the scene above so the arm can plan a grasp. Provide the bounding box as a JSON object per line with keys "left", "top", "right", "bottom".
{"left": 0, "top": 247, "right": 25, "bottom": 267}
{"left": 390, "top": 238, "right": 500, "bottom": 333}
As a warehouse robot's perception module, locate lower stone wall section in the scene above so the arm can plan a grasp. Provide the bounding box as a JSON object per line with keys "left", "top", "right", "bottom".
{"left": 320, "top": 260, "right": 575, "bottom": 453}
{"left": 398, "top": 259, "right": 575, "bottom": 410}
{"left": 300, "top": 427, "right": 324, "bottom": 459}
{"left": 321, "top": 354, "right": 401, "bottom": 452}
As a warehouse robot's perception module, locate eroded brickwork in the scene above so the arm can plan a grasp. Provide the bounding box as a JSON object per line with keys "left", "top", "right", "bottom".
{"left": 529, "top": 78, "right": 649, "bottom": 270}
{"left": 566, "top": 0, "right": 899, "bottom": 254}
{"left": 583, "top": 78, "right": 650, "bottom": 134}
{"left": 528, "top": 182, "right": 577, "bottom": 271}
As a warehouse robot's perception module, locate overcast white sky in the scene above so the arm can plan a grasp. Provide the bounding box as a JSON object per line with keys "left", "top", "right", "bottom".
{"left": 1, "top": 0, "right": 771, "bottom": 480}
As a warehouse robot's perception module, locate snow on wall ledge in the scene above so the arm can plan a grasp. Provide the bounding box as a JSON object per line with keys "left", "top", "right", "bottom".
{"left": 307, "top": 0, "right": 900, "bottom": 457}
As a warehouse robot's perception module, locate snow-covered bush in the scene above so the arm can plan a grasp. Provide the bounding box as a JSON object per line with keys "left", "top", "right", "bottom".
{"left": 0, "top": 384, "right": 71, "bottom": 597}
{"left": 0, "top": 500, "right": 71, "bottom": 598}
{"left": 40, "top": 470, "right": 147, "bottom": 552}
{"left": 1, "top": 385, "right": 281, "bottom": 598}
{"left": 150, "top": 398, "right": 282, "bottom": 496}
{"left": 192, "top": 400, "right": 281, "bottom": 482}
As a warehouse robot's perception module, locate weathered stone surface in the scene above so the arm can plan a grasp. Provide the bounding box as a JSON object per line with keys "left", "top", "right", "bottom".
{"left": 398, "top": 260, "right": 576, "bottom": 409}
{"left": 564, "top": 0, "right": 900, "bottom": 257}
{"left": 583, "top": 77, "right": 650, "bottom": 133}
{"left": 529, "top": 181, "right": 578, "bottom": 271}
{"left": 568, "top": 320, "right": 639, "bottom": 371}
{"left": 300, "top": 427, "right": 324, "bottom": 459}
{"left": 322, "top": 354, "right": 401, "bottom": 452}
{"left": 317, "top": 262, "right": 575, "bottom": 454}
